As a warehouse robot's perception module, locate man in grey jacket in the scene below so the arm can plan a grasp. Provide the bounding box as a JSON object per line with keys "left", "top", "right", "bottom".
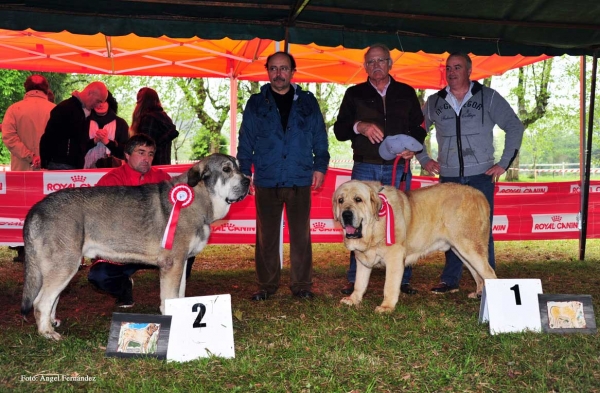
{"left": 416, "top": 52, "right": 524, "bottom": 294}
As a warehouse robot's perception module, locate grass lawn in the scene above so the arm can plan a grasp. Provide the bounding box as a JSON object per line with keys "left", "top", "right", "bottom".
{"left": 1, "top": 240, "right": 599, "bottom": 392}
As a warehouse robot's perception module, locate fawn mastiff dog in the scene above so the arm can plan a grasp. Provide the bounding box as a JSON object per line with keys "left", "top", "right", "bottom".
{"left": 118, "top": 323, "right": 160, "bottom": 353}
{"left": 333, "top": 180, "right": 497, "bottom": 313}
{"left": 21, "top": 153, "right": 250, "bottom": 340}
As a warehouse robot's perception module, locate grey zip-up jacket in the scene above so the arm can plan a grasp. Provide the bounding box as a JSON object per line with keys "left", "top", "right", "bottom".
{"left": 416, "top": 81, "right": 524, "bottom": 177}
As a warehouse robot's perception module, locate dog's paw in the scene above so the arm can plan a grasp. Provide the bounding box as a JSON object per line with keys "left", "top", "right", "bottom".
{"left": 52, "top": 318, "right": 61, "bottom": 328}
{"left": 42, "top": 330, "right": 62, "bottom": 341}
{"left": 340, "top": 297, "right": 359, "bottom": 307}
{"left": 467, "top": 292, "right": 480, "bottom": 299}
{"left": 375, "top": 305, "right": 394, "bottom": 313}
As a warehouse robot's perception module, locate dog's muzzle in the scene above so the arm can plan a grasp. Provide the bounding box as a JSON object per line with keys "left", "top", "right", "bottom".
{"left": 342, "top": 210, "right": 362, "bottom": 239}
{"left": 226, "top": 177, "right": 251, "bottom": 204}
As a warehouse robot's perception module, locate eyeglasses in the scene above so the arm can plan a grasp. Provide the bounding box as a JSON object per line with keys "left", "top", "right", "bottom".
{"left": 267, "top": 66, "right": 292, "bottom": 73}
{"left": 365, "top": 58, "right": 390, "bottom": 67}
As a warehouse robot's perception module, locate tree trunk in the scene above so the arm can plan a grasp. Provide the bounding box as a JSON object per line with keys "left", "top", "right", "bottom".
{"left": 505, "top": 59, "right": 553, "bottom": 181}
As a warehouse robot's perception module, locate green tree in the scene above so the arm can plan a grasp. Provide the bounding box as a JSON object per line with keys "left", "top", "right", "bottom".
{"left": 505, "top": 58, "right": 553, "bottom": 181}
{"left": 177, "top": 78, "right": 230, "bottom": 155}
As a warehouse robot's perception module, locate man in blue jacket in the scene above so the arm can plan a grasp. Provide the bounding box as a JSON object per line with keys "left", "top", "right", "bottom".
{"left": 237, "top": 51, "right": 330, "bottom": 301}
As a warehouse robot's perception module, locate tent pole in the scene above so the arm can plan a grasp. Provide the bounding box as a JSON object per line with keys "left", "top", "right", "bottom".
{"left": 579, "top": 50, "right": 598, "bottom": 260}
{"left": 579, "top": 56, "right": 587, "bottom": 258}
{"left": 230, "top": 77, "right": 238, "bottom": 155}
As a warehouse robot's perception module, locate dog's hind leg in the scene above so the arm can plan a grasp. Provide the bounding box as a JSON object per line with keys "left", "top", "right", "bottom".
{"left": 452, "top": 244, "right": 496, "bottom": 299}
{"left": 33, "top": 266, "right": 79, "bottom": 340}
{"left": 33, "top": 249, "right": 81, "bottom": 340}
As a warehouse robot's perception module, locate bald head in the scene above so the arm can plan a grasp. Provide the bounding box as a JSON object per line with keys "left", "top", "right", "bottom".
{"left": 80, "top": 81, "right": 108, "bottom": 110}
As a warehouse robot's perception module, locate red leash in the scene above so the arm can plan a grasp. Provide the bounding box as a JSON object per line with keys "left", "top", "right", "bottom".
{"left": 391, "top": 155, "right": 410, "bottom": 190}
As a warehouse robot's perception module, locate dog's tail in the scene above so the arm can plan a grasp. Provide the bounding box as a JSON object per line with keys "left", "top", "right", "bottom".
{"left": 21, "top": 256, "right": 43, "bottom": 318}
{"left": 21, "top": 221, "right": 43, "bottom": 318}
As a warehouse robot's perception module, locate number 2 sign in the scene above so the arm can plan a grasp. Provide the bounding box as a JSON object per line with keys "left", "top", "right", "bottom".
{"left": 165, "top": 294, "right": 235, "bottom": 361}
{"left": 479, "top": 279, "right": 544, "bottom": 335}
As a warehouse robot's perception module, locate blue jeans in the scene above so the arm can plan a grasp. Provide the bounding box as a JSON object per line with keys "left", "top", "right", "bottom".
{"left": 347, "top": 161, "right": 413, "bottom": 285}
{"left": 439, "top": 174, "right": 496, "bottom": 287}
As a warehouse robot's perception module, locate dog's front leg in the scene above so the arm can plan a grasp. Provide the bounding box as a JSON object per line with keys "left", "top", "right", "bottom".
{"left": 158, "top": 257, "right": 184, "bottom": 314}
{"left": 376, "top": 253, "right": 405, "bottom": 313}
{"left": 341, "top": 257, "right": 372, "bottom": 307}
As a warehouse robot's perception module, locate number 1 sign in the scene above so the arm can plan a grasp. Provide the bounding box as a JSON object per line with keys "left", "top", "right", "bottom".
{"left": 165, "top": 294, "right": 235, "bottom": 361}
{"left": 479, "top": 279, "right": 543, "bottom": 335}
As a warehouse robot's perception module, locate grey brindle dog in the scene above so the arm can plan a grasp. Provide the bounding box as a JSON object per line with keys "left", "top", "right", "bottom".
{"left": 21, "top": 153, "right": 250, "bottom": 340}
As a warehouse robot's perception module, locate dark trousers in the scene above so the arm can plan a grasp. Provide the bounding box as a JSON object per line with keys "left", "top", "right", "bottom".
{"left": 439, "top": 174, "right": 496, "bottom": 286}
{"left": 88, "top": 257, "right": 196, "bottom": 298}
{"left": 254, "top": 186, "right": 313, "bottom": 294}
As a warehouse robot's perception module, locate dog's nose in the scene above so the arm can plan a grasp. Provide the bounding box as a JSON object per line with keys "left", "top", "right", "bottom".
{"left": 342, "top": 210, "right": 353, "bottom": 224}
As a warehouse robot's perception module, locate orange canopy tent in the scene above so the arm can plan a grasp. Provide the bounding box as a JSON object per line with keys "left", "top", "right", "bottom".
{"left": 0, "top": 29, "right": 549, "bottom": 89}
{"left": 0, "top": 28, "right": 550, "bottom": 154}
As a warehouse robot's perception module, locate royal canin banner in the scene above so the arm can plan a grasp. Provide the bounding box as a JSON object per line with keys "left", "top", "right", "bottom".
{"left": 0, "top": 166, "right": 598, "bottom": 246}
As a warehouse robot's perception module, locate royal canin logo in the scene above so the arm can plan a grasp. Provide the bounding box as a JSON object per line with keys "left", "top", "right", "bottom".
{"left": 211, "top": 221, "right": 255, "bottom": 233}
{"left": 551, "top": 215, "right": 562, "bottom": 222}
{"left": 217, "top": 223, "right": 237, "bottom": 231}
{"left": 310, "top": 220, "right": 343, "bottom": 234}
{"left": 71, "top": 175, "right": 87, "bottom": 183}
{"left": 0, "top": 218, "right": 24, "bottom": 228}
{"left": 312, "top": 222, "right": 326, "bottom": 230}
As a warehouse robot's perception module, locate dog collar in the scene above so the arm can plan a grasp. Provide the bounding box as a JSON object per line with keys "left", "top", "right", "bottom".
{"left": 378, "top": 193, "right": 395, "bottom": 246}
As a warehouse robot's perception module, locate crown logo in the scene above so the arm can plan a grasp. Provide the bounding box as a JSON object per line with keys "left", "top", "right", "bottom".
{"left": 71, "top": 175, "right": 86, "bottom": 183}
{"left": 551, "top": 215, "right": 562, "bottom": 222}
{"left": 224, "top": 223, "right": 237, "bottom": 230}
{"left": 312, "top": 222, "right": 326, "bottom": 230}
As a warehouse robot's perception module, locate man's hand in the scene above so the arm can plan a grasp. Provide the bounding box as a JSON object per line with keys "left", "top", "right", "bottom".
{"left": 357, "top": 122, "right": 384, "bottom": 144}
{"left": 485, "top": 164, "right": 506, "bottom": 182}
{"left": 248, "top": 176, "right": 255, "bottom": 196}
{"left": 397, "top": 150, "right": 415, "bottom": 160}
{"left": 423, "top": 160, "right": 440, "bottom": 175}
{"left": 312, "top": 171, "right": 325, "bottom": 191}
{"left": 31, "top": 154, "right": 41, "bottom": 170}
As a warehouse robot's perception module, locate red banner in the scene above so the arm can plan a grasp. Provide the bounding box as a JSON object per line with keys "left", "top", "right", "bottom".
{"left": 0, "top": 166, "right": 598, "bottom": 246}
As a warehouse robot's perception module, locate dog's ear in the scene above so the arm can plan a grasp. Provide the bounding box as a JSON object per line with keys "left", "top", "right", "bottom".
{"left": 369, "top": 185, "right": 382, "bottom": 219}
{"left": 187, "top": 162, "right": 211, "bottom": 187}
{"left": 332, "top": 189, "right": 341, "bottom": 222}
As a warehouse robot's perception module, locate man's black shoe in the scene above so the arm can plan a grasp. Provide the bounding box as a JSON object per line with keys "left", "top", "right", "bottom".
{"left": 12, "top": 246, "right": 25, "bottom": 263}
{"left": 401, "top": 284, "right": 418, "bottom": 295}
{"left": 293, "top": 289, "right": 314, "bottom": 299}
{"left": 431, "top": 282, "right": 459, "bottom": 294}
{"left": 116, "top": 278, "right": 135, "bottom": 308}
{"left": 340, "top": 282, "right": 354, "bottom": 295}
{"left": 251, "top": 290, "right": 270, "bottom": 301}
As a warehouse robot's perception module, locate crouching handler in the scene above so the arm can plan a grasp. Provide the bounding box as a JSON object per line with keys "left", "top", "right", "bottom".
{"left": 87, "top": 134, "right": 194, "bottom": 307}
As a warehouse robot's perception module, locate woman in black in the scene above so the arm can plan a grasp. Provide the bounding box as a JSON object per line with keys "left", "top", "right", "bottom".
{"left": 130, "top": 87, "right": 179, "bottom": 165}
{"left": 83, "top": 91, "right": 129, "bottom": 168}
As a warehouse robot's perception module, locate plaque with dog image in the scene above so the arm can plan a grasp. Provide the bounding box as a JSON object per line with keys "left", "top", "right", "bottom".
{"left": 106, "top": 313, "right": 172, "bottom": 359}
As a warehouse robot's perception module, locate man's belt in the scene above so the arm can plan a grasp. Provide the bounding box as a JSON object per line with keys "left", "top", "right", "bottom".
{"left": 353, "top": 155, "right": 402, "bottom": 165}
